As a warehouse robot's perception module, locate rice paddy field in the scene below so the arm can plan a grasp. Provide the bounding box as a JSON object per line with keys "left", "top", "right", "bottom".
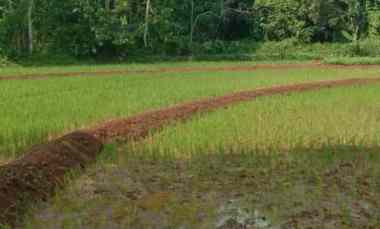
{"left": 2, "top": 65, "right": 380, "bottom": 158}
{"left": 1, "top": 61, "right": 380, "bottom": 228}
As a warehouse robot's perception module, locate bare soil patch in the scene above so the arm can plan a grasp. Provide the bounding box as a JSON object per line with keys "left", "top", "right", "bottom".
{"left": 1, "top": 77, "right": 380, "bottom": 226}
{"left": 29, "top": 149, "right": 380, "bottom": 228}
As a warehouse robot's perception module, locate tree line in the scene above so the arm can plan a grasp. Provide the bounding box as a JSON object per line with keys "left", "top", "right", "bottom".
{"left": 1, "top": 0, "right": 380, "bottom": 59}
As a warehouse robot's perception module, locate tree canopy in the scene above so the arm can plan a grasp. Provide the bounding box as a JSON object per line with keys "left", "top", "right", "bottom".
{"left": 1, "top": 0, "right": 380, "bottom": 58}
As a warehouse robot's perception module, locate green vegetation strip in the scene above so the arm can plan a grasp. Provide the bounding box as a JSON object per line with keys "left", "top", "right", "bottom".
{"left": 0, "top": 61, "right": 303, "bottom": 78}
{"left": 3, "top": 62, "right": 380, "bottom": 80}
{"left": 0, "top": 62, "right": 325, "bottom": 81}
{"left": 324, "top": 57, "right": 380, "bottom": 65}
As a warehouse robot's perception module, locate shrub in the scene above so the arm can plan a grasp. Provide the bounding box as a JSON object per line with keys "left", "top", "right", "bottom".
{"left": 0, "top": 52, "right": 13, "bottom": 67}
{"left": 356, "top": 39, "right": 380, "bottom": 57}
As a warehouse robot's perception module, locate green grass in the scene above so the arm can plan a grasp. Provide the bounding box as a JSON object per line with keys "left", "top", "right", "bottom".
{"left": 0, "top": 60, "right": 309, "bottom": 78}
{"left": 2, "top": 67, "right": 380, "bottom": 158}
{"left": 22, "top": 84, "right": 380, "bottom": 228}
{"left": 324, "top": 57, "right": 380, "bottom": 65}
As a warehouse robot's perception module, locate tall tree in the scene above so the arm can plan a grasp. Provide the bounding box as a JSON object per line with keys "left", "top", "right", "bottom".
{"left": 27, "top": 0, "right": 33, "bottom": 54}
{"left": 144, "top": 0, "right": 151, "bottom": 48}
{"left": 348, "top": 0, "right": 369, "bottom": 42}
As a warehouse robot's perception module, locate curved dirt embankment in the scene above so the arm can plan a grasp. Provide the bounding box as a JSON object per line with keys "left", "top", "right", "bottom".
{"left": 88, "top": 77, "right": 380, "bottom": 142}
{"left": 1, "top": 62, "right": 378, "bottom": 81}
{"left": 1, "top": 77, "right": 380, "bottom": 226}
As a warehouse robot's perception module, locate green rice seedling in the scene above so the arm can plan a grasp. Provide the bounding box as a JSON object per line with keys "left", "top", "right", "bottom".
{"left": 128, "top": 84, "right": 380, "bottom": 159}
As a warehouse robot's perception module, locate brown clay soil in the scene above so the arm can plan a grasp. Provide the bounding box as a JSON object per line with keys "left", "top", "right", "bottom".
{"left": 1, "top": 77, "right": 380, "bottom": 226}
{"left": 1, "top": 62, "right": 379, "bottom": 81}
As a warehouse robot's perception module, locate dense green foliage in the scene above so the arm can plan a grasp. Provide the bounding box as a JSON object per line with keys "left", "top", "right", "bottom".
{"left": 1, "top": 0, "right": 380, "bottom": 60}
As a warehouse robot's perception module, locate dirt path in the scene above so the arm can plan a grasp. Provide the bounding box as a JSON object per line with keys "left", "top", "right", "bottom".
{"left": 1, "top": 62, "right": 378, "bottom": 81}
{"left": 1, "top": 77, "right": 380, "bottom": 226}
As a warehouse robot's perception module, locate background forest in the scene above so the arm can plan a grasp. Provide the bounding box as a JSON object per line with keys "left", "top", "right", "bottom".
{"left": 2, "top": 0, "right": 380, "bottom": 63}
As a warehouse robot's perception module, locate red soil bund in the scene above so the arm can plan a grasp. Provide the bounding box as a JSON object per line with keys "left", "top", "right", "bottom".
{"left": 89, "top": 77, "right": 380, "bottom": 142}
{"left": 1, "top": 77, "right": 380, "bottom": 226}
{"left": 0, "top": 62, "right": 377, "bottom": 81}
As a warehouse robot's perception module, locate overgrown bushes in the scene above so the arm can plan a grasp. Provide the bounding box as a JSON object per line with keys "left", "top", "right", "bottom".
{"left": 0, "top": 49, "right": 13, "bottom": 67}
